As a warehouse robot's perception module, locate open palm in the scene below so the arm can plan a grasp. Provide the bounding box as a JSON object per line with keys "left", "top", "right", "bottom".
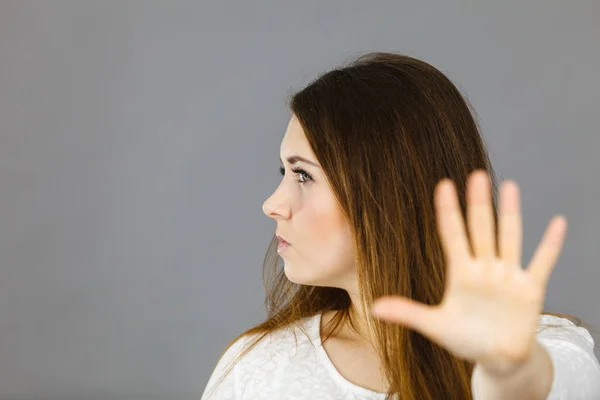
{"left": 371, "top": 170, "right": 568, "bottom": 375}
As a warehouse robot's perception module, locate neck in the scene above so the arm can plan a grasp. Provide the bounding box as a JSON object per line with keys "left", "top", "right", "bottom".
{"left": 343, "top": 300, "right": 378, "bottom": 346}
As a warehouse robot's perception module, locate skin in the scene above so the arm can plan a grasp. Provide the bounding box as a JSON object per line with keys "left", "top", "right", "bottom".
{"left": 262, "top": 114, "right": 376, "bottom": 346}
{"left": 262, "top": 114, "right": 563, "bottom": 397}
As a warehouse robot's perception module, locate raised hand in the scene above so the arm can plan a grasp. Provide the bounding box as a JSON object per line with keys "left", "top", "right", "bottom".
{"left": 371, "top": 170, "right": 567, "bottom": 376}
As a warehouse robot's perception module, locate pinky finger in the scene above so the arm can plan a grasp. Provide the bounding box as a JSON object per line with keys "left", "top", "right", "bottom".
{"left": 526, "top": 215, "right": 568, "bottom": 286}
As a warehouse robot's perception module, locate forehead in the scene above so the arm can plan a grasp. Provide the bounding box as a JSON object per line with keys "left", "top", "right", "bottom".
{"left": 280, "top": 115, "right": 312, "bottom": 156}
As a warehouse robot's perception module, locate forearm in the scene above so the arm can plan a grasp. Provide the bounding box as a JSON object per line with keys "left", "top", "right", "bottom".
{"left": 471, "top": 340, "right": 554, "bottom": 400}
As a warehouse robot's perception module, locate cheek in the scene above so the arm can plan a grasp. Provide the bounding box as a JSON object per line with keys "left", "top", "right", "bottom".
{"left": 299, "top": 201, "right": 352, "bottom": 256}
{"left": 302, "top": 202, "right": 339, "bottom": 237}
{"left": 284, "top": 200, "right": 355, "bottom": 286}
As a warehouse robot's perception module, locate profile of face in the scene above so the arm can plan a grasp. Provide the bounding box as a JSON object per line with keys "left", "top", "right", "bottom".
{"left": 262, "top": 115, "right": 356, "bottom": 291}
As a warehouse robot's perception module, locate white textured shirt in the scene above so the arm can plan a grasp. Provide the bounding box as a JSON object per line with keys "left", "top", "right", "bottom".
{"left": 201, "top": 313, "right": 600, "bottom": 399}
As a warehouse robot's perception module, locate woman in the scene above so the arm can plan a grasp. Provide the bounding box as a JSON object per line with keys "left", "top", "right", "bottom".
{"left": 201, "top": 52, "right": 600, "bottom": 399}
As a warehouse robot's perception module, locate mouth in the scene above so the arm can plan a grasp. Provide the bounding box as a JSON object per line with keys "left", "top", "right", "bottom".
{"left": 276, "top": 234, "right": 291, "bottom": 245}
{"left": 277, "top": 240, "right": 291, "bottom": 253}
{"left": 276, "top": 234, "right": 291, "bottom": 253}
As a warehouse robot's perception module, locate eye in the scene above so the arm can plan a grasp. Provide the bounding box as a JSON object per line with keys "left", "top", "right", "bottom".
{"left": 278, "top": 166, "right": 313, "bottom": 184}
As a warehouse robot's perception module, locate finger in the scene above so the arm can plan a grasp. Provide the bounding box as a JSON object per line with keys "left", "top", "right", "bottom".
{"left": 435, "top": 179, "right": 472, "bottom": 269}
{"left": 499, "top": 180, "right": 522, "bottom": 267}
{"left": 527, "top": 216, "right": 568, "bottom": 286}
{"left": 371, "top": 297, "right": 443, "bottom": 340}
{"left": 467, "top": 170, "right": 497, "bottom": 263}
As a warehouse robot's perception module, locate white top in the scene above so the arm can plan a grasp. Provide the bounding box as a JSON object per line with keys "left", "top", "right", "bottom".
{"left": 201, "top": 313, "right": 600, "bottom": 399}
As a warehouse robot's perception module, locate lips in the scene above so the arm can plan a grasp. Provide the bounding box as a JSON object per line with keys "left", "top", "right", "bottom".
{"left": 276, "top": 234, "right": 291, "bottom": 245}
{"left": 277, "top": 236, "right": 291, "bottom": 253}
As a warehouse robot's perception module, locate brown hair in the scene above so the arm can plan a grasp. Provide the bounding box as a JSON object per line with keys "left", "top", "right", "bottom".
{"left": 204, "top": 51, "right": 597, "bottom": 399}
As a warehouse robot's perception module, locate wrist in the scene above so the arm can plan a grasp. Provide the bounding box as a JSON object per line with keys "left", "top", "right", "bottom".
{"left": 473, "top": 341, "right": 554, "bottom": 399}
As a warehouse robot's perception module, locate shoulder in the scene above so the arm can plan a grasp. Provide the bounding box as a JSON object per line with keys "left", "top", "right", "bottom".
{"left": 535, "top": 315, "right": 600, "bottom": 398}
{"left": 221, "top": 315, "right": 319, "bottom": 366}
{"left": 536, "top": 314, "right": 596, "bottom": 352}
{"left": 216, "top": 317, "right": 318, "bottom": 379}
{"left": 201, "top": 332, "right": 268, "bottom": 400}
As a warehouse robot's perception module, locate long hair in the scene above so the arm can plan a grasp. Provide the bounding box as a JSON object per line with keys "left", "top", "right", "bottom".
{"left": 204, "top": 51, "right": 596, "bottom": 399}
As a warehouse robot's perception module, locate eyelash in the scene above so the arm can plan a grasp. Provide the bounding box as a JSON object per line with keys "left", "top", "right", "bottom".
{"left": 279, "top": 166, "right": 313, "bottom": 184}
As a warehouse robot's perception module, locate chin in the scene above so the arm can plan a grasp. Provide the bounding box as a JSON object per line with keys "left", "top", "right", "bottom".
{"left": 283, "top": 262, "right": 332, "bottom": 287}
{"left": 283, "top": 261, "right": 302, "bottom": 284}
{"left": 283, "top": 261, "right": 311, "bottom": 284}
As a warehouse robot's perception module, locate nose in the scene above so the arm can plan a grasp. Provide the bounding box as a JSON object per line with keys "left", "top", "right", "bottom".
{"left": 262, "top": 197, "right": 276, "bottom": 217}
{"left": 262, "top": 194, "right": 289, "bottom": 219}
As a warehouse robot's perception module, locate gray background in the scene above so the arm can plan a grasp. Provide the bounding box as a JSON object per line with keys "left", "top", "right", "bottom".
{"left": 0, "top": 1, "right": 598, "bottom": 399}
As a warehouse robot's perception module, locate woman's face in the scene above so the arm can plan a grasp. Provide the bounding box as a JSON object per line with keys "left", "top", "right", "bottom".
{"left": 262, "top": 115, "right": 356, "bottom": 289}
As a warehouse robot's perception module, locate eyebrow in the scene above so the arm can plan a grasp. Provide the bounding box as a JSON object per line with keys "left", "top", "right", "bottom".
{"left": 279, "top": 155, "right": 320, "bottom": 168}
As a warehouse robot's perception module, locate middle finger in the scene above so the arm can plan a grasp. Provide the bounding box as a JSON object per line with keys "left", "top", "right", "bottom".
{"left": 467, "top": 170, "right": 497, "bottom": 263}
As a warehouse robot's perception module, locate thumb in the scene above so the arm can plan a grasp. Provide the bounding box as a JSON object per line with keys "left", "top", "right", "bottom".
{"left": 371, "top": 296, "right": 439, "bottom": 333}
